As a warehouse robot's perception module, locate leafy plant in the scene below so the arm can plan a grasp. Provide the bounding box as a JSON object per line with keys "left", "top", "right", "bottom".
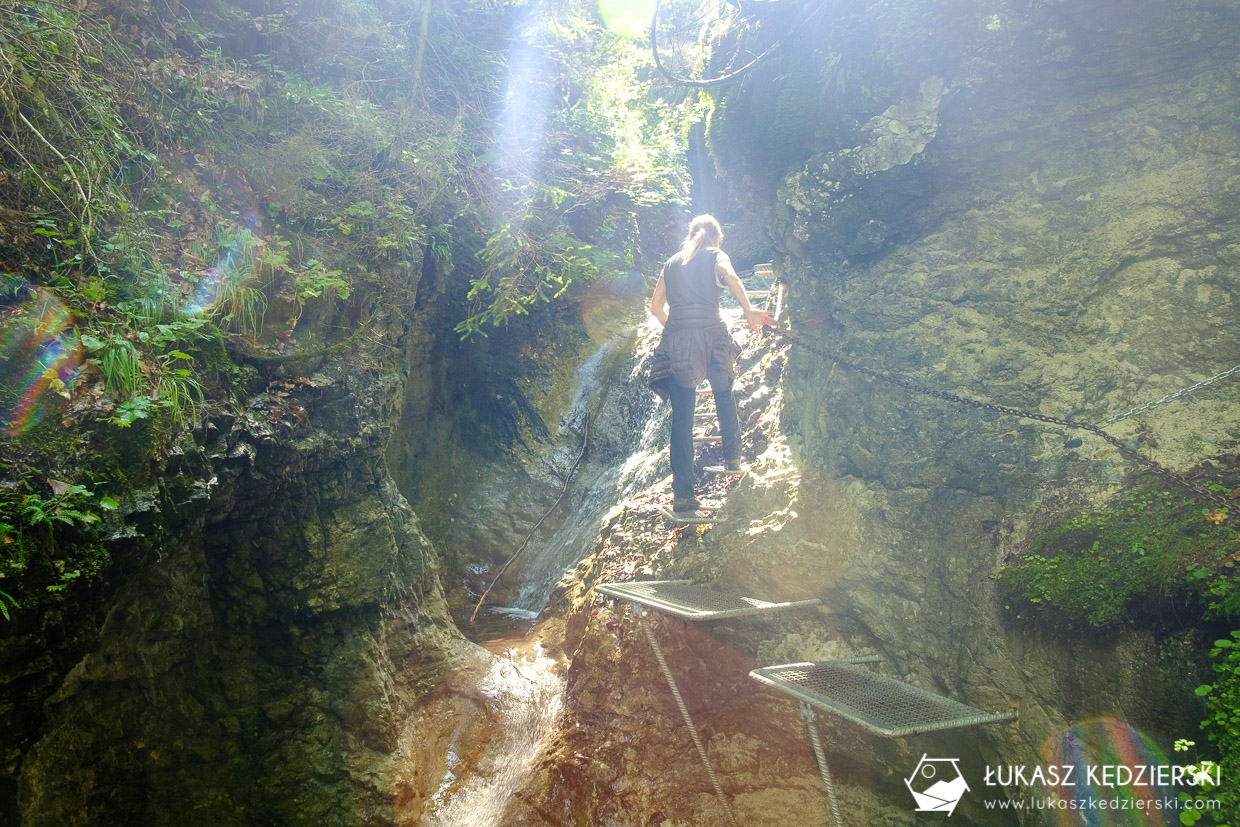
{"left": 0, "top": 590, "right": 18, "bottom": 621}
{"left": 1192, "top": 633, "right": 1240, "bottom": 825}
{"left": 22, "top": 483, "right": 99, "bottom": 532}
{"left": 456, "top": 224, "right": 606, "bottom": 337}
{"left": 153, "top": 350, "right": 205, "bottom": 428}
{"left": 289, "top": 260, "right": 349, "bottom": 327}
{"left": 107, "top": 397, "right": 153, "bottom": 427}
{"left": 80, "top": 331, "right": 142, "bottom": 398}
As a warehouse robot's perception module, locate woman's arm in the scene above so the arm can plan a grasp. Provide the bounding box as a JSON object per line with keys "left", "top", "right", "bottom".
{"left": 650, "top": 275, "right": 668, "bottom": 326}
{"left": 717, "top": 256, "right": 774, "bottom": 331}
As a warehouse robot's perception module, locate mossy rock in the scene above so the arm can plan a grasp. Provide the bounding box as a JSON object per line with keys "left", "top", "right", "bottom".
{"left": 999, "top": 484, "right": 1240, "bottom": 629}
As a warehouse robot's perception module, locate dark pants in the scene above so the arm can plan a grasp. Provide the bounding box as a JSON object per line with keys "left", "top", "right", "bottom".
{"left": 668, "top": 371, "right": 741, "bottom": 500}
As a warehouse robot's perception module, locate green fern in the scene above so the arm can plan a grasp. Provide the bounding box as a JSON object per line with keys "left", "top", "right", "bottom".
{"left": 0, "top": 590, "right": 17, "bottom": 621}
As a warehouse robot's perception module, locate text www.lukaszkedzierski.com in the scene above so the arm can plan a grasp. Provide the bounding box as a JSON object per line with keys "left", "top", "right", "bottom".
{"left": 983, "top": 796, "right": 1220, "bottom": 813}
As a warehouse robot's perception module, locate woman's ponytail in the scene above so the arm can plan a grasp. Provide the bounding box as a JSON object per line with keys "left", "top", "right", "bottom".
{"left": 679, "top": 214, "right": 723, "bottom": 262}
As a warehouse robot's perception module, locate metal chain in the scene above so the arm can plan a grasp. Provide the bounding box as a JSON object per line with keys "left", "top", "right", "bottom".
{"left": 1099, "top": 363, "right": 1240, "bottom": 425}
{"left": 771, "top": 328, "right": 1227, "bottom": 507}
{"left": 638, "top": 613, "right": 739, "bottom": 827}
{"left": 801, "top": 703, "right": 844, "bottom": 827}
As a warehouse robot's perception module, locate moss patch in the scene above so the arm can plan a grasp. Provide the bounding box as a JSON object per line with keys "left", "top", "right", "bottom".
{"left": 999, "top": 485, "right": 1240, "bottom": 629}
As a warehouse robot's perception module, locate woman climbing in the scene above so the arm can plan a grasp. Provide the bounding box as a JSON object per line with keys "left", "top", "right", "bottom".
{"left": 648, "top": 214, "right": 775, "bottom": 516}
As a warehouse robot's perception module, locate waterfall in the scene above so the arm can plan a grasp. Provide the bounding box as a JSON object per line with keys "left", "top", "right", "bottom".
{"left": 499, "top": 320, "right": 667, "bottom": 615}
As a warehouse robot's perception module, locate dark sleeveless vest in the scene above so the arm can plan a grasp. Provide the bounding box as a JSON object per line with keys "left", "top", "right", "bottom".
{"left": 663, "top": 249, "right": 722, "bottom": 328}
{"left": 648, "top": 249, "right": 741, "bottom": 398}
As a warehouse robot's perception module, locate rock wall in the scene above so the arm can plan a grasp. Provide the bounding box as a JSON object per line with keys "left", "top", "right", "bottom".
{"left": 515, "top": 1, "right": 1240, "bottom": 823}
{"left": 718, "top": 0, "right": 1239, "bottom": 816}
{"left": 9, "top": 282, "right": 472, "bottom": 824}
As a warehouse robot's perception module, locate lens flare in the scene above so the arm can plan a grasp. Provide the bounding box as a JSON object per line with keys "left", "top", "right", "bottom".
{"left": 598, "top": 0, "right": 654, "bottom": 38}
{"left": 183, "top": 210, "right": 262, "bottom": 317}
{"left": 0, "top": 287, "right": 81, "bottom": 436}
{"left": 1038, "top": 717, "right": 1174, "bottom": 826}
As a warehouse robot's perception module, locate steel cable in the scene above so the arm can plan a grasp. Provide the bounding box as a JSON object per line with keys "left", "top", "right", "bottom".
{"left": 639, "top": 613, "right": 739, "bottom": 826}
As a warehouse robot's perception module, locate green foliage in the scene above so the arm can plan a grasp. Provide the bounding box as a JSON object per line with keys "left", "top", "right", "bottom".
{"left": 453, "top": 11, "right": 688, "bottom": 335}
{"left": 22, "top": 483, "right": 98, "bottom": 532}
{"left": 0, "top": 473, "right": 114, "bottom": 612}
{"left": 76, "top": 314, "right": 209, "bottom": 428}
{"left": 1005, "top": 488, "right": 1239, "bottom": 822}
{"left": 290, "top": 260, "right": 349, "bottom": 328}
{"left": 0, "top": 0, "right": 156, "bottom": 250}
{"left": 1192, "top": 633, "right": 1240, "bottom": 825}
{"left": 999, "top": 487, "right": 1239, "bottom": 628}
{"left": 196, "top": 225, "right": 269, "bottom": 337}
{"left": 0, "top": 590, "right": 18, "bottom": 621}
{"left": 151, "top": 350, "right": 205, "bottom": 429}
{"left": 79, "top": 331, "right": 142, "bottom": 399}
{"left": 455, "top": 224, "right": 612, "bottom": 337}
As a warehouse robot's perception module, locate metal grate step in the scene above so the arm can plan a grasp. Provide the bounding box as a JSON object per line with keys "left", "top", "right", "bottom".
{"left": 749, "top": 661, "right": 1016, "bottom": 738}
{"left": 597, "top": 579, "right": 821, "bottom": 621}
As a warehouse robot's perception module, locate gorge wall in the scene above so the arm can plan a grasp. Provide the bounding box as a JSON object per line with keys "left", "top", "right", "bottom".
{"left": 510, "top": 0, "right": 1240, "bottom": 823}
{"left": 752, "top": 0, "right": 1240, "bottom": 749}
{"left": 5, "top": 0, "right": 1240, "bottom": 823}
{"left": 9, "top": 273, "right": 475, "bottom": 825}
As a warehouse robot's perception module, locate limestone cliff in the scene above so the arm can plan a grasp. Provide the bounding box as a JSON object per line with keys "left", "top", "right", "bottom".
{"left": 513, "top": 0, "right": 1240, "bottom": 823}
{"left": 9, "top": 283, "right": 474, "bottom": 824}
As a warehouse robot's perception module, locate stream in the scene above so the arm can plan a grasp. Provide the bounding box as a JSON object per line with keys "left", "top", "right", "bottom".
{"left": 423, "top": 306, "right": 761, "bottom": 825}
{"left": 420, "top": 320, "right": 665, "bottom": 826}
{"left": 501, "top": 321, "right": 667, "bottom": 616}
{"left": 422, "top": 614, "right": 565, "bottom": 827}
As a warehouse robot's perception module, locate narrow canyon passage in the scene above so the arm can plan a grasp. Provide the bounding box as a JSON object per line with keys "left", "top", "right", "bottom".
{"left": 3, "top": 0, "right": 1239, "bottom": 823}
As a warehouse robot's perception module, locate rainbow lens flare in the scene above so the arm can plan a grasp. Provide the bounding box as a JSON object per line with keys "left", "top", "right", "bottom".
{"left": 183, "top": 212, "right": 262, "bottom": 317}
{"left": 1038, "top": 717, "right": 1174, "bottom": 826}
{"left": 0, "top": 287, "right": 81, "bottom": 436}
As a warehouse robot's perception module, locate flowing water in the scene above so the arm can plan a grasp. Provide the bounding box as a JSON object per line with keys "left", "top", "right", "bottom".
{"left": 421, "top": 320, "right": 665, "bottom": 826}
{"left": 501, "top": 320, "right": 667, "bottom": 614}
{"left": 422, "top": 621, "right": 565, "bottom": 827}
{"left": 424, "top": 309, "right": 758, "bottom": 825}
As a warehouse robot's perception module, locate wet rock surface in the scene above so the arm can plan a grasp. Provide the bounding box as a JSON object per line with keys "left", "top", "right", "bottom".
{"left": 10, "top": 298, "right": 467, "bottom": 825}
{"left": 504, "top": 4, "right": 1240, "bottom": 821}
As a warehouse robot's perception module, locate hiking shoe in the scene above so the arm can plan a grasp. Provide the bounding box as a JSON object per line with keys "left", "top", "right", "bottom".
{"left": 672, "top": 497, "right": 702, "bottom": 512}
{"left": 724, "top": 459, "right": 749, "bottom": 473}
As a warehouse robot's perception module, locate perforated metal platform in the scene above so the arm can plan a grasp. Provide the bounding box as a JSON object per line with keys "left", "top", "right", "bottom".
{"left": 750, "top": 661, "right": 1016, "bottom": 738}
{"left": 596, "top": 579, "right": 821, "bottom": 621}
